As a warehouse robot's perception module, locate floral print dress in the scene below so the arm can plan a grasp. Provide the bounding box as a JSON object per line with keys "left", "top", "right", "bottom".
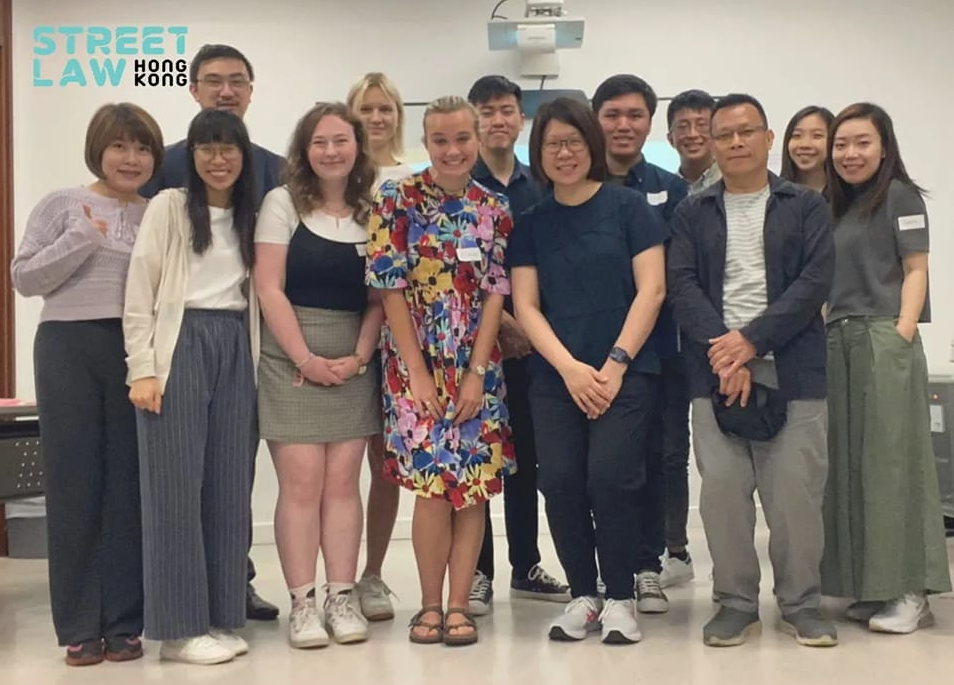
{"left": 366, "top": 168, "right": 515, "bottom": 510}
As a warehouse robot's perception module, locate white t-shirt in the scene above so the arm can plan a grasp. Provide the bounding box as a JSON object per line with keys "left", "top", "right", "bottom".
{"left": 184, "top": 206, "right": 248, "bottom": 311}
{"left": 375, "top": 163, "right": 414, "bottom": 189}
{"left": 255, "top": 185, "right": 367, "bottom": 246}
{"left": 722, "top": 185, "right": 770, "bottom": 331}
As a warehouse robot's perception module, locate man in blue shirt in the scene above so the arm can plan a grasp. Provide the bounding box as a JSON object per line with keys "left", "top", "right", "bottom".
{"left": 142, "top": 44, "right": 282, "bottom": 621}
{"left": 141, "top": 43, "right": 283, "bottom": 209}
{"left": 465, "top": 75, "right": 570, "bottom": 616}
{"left": 592, "top": 74, "right": 691, "bottom": 611}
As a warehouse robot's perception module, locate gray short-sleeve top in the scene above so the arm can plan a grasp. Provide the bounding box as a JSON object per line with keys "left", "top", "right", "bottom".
{"left": 828, "top": 179, "right": 930, "bottom": 323}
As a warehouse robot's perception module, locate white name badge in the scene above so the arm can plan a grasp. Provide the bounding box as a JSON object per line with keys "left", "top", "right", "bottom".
{"left": 898, "top": 214, "right": 926, "bottom": 231}
{"left": 355, "top": 243, "right": 367, "bottom": 257}
{"left": 457, "top": 246, "right": 482, "bottom": 262}
{"left": 647, "top": 190, "right": 668, "bottom": 206}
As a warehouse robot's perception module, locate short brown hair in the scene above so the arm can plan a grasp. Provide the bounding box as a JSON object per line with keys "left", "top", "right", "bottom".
{"left": 283, "top": 102, "right": 376, "bottom": 224}
{"left": 84, "top": 103, "right": 164, "bottom": 180}
{"left": 528, "top": 97, "right": 607, "bottom": 186}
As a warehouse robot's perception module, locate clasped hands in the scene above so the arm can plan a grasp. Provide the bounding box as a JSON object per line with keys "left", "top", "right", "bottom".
{"left": 409, "top": 369, "right": 483, "bottom": 427}
{"left": 708, "top": 330, "right": 756, "bottom": 407}
{"left": 295, "top": 354, "right": 362, "bottom": 387}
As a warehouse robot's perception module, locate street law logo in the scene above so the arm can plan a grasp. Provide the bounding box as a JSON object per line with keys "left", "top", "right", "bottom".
{"left": 33, "top": 26, "right": 188, "bottom": 87}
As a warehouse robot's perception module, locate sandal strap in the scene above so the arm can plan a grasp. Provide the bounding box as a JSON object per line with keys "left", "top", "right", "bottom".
{"left": 409, "top": 606, "right": 444, "bottom": 628}
{"left": 444, "top": 607, "right": 476, "bottom": 627}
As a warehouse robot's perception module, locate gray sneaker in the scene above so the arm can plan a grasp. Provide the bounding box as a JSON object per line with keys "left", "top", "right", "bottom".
{"left": 780, "top": 608, "right": 838, "bottom": 647}
{"left": 703, "top": 606, "right": 761, "bottom": 647}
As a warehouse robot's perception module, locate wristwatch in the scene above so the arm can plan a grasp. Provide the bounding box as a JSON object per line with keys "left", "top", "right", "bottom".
{"left": 608, "top": 346, "right": 633, "bottom": 366}
{"left": 353, "top": 353, "right": 368, "bottom": 376}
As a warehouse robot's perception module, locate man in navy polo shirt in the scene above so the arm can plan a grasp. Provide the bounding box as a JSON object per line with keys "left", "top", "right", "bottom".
{"left": 593, "top": 74, "right": 691, "bottom": 612}
{"left": 141, "top": 43, "right": 283, "bottom": 621}
{"left": 465, "top": 75, "right": 570, "bottom": 616}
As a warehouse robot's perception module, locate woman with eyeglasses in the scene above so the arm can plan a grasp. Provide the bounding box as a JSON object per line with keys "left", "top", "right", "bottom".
{"left": 123, "top": 109, "right": 259, "bottom": 665}
{"left": 509, "top": 98, "right": 667, "bottom": 645}
{"left": 254, "top": 102, "right": 382, "bottom": 649}
{"left": 821, "top": 102, "right": 951, "bottom": 633}
{"left": 366, "top": 95, "right": 514, "bottom": 646}
{"left": 12, "top": 102, "right": 163, "bottom": 666}
{"left": 780, "top": 106, "right": 834, "bottom": 195}
{"left": 345, "top": 72, "right": 412, "bottom": 621}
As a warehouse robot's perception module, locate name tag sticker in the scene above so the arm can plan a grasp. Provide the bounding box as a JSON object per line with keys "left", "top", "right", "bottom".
{"left": 457, "top": 246, "right": 482, "bottom": 262}
{"left": 647, "top": 190, "right": 668, "bottom": 206}
{"left": 898, "top": 214, "right": 926, "bottom": 231}
{"left": 355, "top": 243, "right": 367, "bottom": 257}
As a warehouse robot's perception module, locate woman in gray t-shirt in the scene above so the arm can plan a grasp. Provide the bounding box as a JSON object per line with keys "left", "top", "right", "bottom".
{"left": 821, "top": 102, "right": 951, "bottom": 634}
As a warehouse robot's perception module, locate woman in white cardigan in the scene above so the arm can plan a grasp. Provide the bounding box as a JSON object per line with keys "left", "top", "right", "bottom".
{"left": 123, "top": 109, "right": 260, "bottom": 666}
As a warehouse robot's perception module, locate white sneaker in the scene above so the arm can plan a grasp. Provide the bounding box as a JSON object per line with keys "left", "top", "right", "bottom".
{"left": 659, "top": 553, "right": 695, "bottom": 588}
{"left": 468, "top": 570, "right": 494, "bottom": 616}
{"left": 600, "top": 598, "right": 643, "bottom": 644}
{"left": 324, "top": 591, "right": 369, "bottom": 644}
{"left": 868, "top": 594, "right": 935, "bottom": 634}
{"left": 548, "top": 595, "right": 603, "bottom": 641}
{"left": 356, "top": 575, "right": 395, "bottom": 621}
{"left": 635, "top": 572, "right": 669, "bottom": 613}
{"left": 289, "top": 597, "right": 329, "bottom": 649}
{"left": 159, "top": 634, "right": 235, "bottom": 665}
{"left": 209, "top": 628, "right": 248, "bottom": 656}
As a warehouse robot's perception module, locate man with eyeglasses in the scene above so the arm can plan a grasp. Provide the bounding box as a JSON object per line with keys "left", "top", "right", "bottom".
{"left": 141, "top": 43, "right": 283, "bottom": 623}
{"left": 667, "top": 89, "right": 722, "bottom": 196}
{"left": 591, "top": 74, "right": 688, "bottom": 615}
{"left": 667, "top": 93, "right": 836, "bottom": 648}
{"left": 141, "top": 43, "right": 283, "bottom": 209}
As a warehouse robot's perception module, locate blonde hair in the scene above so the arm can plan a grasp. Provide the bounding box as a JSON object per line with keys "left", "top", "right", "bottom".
{"left": 422, "top": 96, "right": 479, "bottom": 137}
{"left": 346, "top": 72, "right": 405, "bottom": 158}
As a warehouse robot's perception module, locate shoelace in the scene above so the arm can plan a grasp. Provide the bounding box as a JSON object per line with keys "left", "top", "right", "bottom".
{"left": 636, "top": 574, "right": 662, "bottom": 597}
{"left": 598, "top": 598, "right": 630, "bottom": 622}
{"left": 326, "top": 593, "right": 364, "bottom": 623}
{"left": 528, "top": 565, "right": 563, "bottom": 588}
{"left": 469, "top": 572, "right": 492, "bottom": 600}
{"left": 362, "top": 576, "right": 398, "bottom": 601}
{"left": 565, "top": 595, "right": 599, "bottom": 616}
{"left": 291, "top": 600, "right": 319, "bottom": 632}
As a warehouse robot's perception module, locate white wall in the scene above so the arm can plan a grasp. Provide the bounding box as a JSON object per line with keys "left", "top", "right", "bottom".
{"left": 10, "top": 0, "right": 954, "bottom": 542}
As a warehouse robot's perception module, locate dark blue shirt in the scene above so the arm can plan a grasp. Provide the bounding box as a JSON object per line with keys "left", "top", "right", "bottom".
{"left": 619, "top": 159, "right": 689, "bottom": 362}
{"left": 141, "top": 138, "right": 284, "bottom": 210}
{"left": 471, "top": 155, "right": 545, "bottom": 315}
{"left": 667, "top": 174, "right": 834, "bottom": 400}
{"left": 507, "top": 183, "right": 669, "bottom": 381}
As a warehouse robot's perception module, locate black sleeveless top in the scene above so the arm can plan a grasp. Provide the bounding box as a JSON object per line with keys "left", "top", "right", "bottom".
{"left": 284, "top": 221, "right": 367, "bottom": 311}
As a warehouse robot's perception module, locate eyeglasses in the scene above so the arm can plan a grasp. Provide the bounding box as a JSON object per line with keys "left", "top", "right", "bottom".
{"left": 671, "top": 121, "right": 711, "bottom": 136}
{"left": 193, "top": 143, "right": 242, "bottom": 161}
{"left": 543, "top": 138, "right": 587, "bottom": 154}
{"left": 196, "top": 76, "right": 251, "bottom": 91}
{"left": 712, "top": 126, "right": 767, "bottom": 145}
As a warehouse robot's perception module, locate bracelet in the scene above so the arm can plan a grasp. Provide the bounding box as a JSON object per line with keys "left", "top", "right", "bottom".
{"left": 295, "top": 352, "right": 315, "bottom": 369}
{"left": 352, "top": 352, "right": 367, "bottom": 366}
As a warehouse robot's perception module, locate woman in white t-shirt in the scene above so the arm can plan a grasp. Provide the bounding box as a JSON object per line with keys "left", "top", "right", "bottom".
{"left": 254, "top": 102, "right": 382, "bottom": 648}
{"left": 123, "top": 109, "right": 259, "bottom": 665}
{"left": 346, "top": 72, "right": 412, "bottom": 620}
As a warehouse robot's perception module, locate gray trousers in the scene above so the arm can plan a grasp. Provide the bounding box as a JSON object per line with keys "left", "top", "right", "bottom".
{"left": 692, "top": 397, "right": 828, "bottom": 614}
{"left": 138, "top": 310, "right": 256, "bottom": 640}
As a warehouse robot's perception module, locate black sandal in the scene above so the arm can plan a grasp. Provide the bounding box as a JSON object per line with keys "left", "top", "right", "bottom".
{"left": 443, "top": 608, "right": 478, "bottom": 646}
{"left": 408, "top": 606, "right": 444, "bottom": 644}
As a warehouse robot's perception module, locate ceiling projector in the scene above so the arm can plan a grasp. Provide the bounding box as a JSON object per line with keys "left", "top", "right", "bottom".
{"left": 487, "top": 0, "right": 585, "bottom": 78}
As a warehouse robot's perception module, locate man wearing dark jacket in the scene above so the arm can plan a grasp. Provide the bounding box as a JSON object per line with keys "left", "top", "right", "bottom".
{"left": 667, "top": 94, "right": 836, "bottom": 648}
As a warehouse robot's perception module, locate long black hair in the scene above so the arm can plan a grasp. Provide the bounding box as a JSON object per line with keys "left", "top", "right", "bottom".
{"left": 827, "top": 102, "right": 926, "bottom": 219}
{"left": 779, "top": 105, "right": 834, "bottom": 183}
{"left": 185, "top": 109, "right": 257, "bottom": 268}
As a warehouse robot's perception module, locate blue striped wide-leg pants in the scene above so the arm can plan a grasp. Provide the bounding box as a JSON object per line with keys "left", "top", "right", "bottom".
{"left": 137, "top": 309, "right": 256, "bottom": 640}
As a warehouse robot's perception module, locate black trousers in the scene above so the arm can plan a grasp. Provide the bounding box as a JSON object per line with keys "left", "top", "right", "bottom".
{"left": 531, "top": 371, "right": 657, "bottom": 601}
{"left": 660, "top": 355, "right": 691, "bottom": 550}
{"left": 34, "top": 320, "right": 143, "bottom": 645}
{"left": 477, "top": 358, "right": 541, "bottom": 581}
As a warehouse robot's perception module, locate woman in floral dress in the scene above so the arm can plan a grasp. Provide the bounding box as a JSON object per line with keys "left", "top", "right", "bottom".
{"left": 366, "top": 95, "right": 514, "bottom": 646}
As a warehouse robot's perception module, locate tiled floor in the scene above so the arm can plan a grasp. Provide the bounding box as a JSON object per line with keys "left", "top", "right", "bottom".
{"left": 2, "top": 526, "right": 953, "bottom": 685}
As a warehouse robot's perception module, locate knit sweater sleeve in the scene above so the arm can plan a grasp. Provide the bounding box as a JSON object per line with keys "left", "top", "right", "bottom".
{"left": 10, "top": 189, "right": 107, "bottom": 297}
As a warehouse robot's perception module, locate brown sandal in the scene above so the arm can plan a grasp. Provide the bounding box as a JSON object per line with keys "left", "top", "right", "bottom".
{"left": 408, "top": 606, "right": 444, "bottom": 644}
{"left": 443, "top": 608, "right": 478, "bottom": 646}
